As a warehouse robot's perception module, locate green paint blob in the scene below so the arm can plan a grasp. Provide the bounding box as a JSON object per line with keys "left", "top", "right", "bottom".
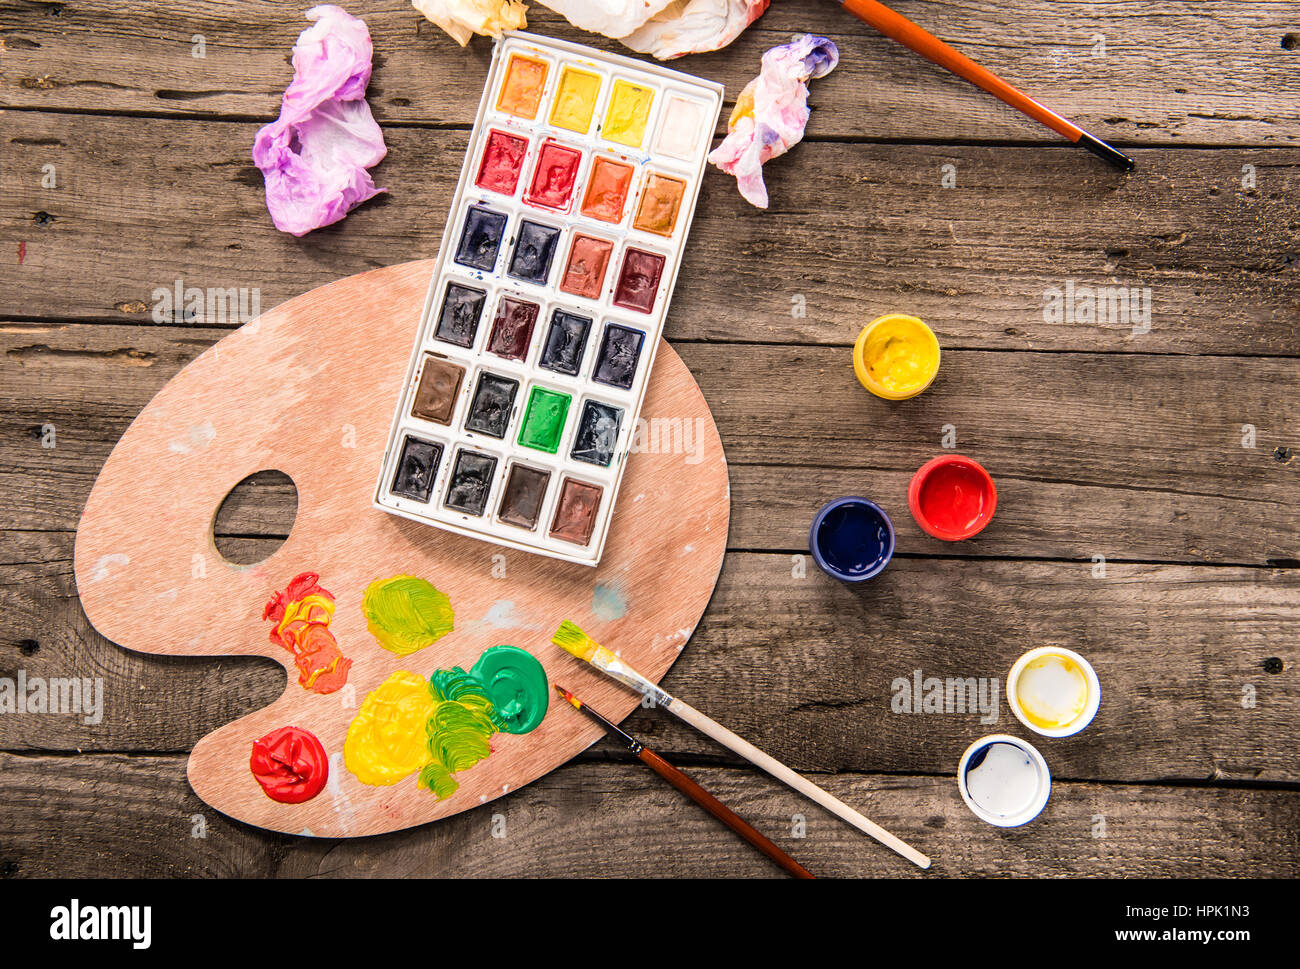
{"left": 413, "top": 649, "right": 551, "bottom": 800}
{"left": 419, "top": 668, "right": 500, "bottom": 800}
{"left": 517, "top": 386, "right": 571, "bottom": 453}
{"left": 471, "top": 644, "right": 550, "bottom": 734}
{"left": 362, "top": 575, "right": 454, "bottom": 656}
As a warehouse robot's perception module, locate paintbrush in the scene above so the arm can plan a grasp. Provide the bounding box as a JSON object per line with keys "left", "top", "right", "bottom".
{"left": 555, "top": 685, "right": 816, "bottom": 879}
{"left": 552, "top": 622, "right": 931, "bottom": 869}
{"left": 834, "top": 0, "right": 1136, "bottom": 171}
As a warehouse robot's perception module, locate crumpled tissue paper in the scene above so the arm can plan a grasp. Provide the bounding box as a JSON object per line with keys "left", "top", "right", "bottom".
{"left": 253, "top": 5, "right": 387, "bottom": 237}
{"left": 707, "top": 34, "right": 839, "bottom": 209}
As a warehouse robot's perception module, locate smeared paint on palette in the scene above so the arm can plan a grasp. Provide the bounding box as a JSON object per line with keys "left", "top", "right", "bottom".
{"left": 263, "top": 572, "right": 352, "bottom": 693}
{"left": 260, "top": 573, "right": 534, "bottom": 804}
{"left": 344, "top": 643, "right": 548, "bottom": 800}
{"left": 362, "top": 575, "right": 455, "bottom": 656}
{"left": 73, "top": 258, "right": 730, "bottom": 838}
{"left": 375, "top": 32, "right": 724, "bottom": 567}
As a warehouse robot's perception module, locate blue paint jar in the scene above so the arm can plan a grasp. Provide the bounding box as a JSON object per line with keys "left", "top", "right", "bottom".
{"left": 808, "top": 497, "right": 895, "bottom": 582}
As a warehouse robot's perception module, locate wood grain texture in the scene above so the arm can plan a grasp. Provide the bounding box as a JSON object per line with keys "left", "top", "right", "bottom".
{"left": 5, "top": 323, "right": 1298, "bottom": 564}
{"left": 4, "top": 111, "right": 1298, "bottom": 352}
{"left": 199, "top": 463, "right": 1300, "bottom": 566}
{"left": 6, "top": 530, "right": 1296, "bottom": 786}
{"left": 1, "top": 753, "right": 1296, "bottom": 878}
{"left": 2, "top": 1, "right": 1297, "bottom": 145}
{"left": 70, "top": 260, "right": 730, "bottom": 836}
{"left": 0, "top": 1, "right": 1297, "bottom": 877}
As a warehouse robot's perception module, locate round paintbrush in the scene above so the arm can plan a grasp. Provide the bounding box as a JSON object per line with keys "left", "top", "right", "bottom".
{"left": 553, "top": 621, "right": 931, "bottom": 869}
{"left": 835, "top": 0, "right": 1136, "bottom": 170}
{"left": 555, "top": 684, "right": 816, "bottom": 879}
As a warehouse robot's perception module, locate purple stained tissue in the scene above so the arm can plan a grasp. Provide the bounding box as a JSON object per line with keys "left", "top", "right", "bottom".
{"left": 707, "top": 34, "right": 838, "bottom": 209}
{"left": 253, "top": 5, "right": 387, "bottom": 236}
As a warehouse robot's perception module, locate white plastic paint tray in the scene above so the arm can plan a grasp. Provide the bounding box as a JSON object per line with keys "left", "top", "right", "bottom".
{"left": 375, "top": 31, "right": 723, "bottom": 566}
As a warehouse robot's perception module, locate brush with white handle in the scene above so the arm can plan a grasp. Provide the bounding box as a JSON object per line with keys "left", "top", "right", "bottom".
{"left": 552, "top": 621, "right": 931, "bottom": 870}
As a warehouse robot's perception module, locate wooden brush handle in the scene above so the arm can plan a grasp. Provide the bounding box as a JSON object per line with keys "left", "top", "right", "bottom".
{"left": 841, "top": 0, "right": 1081, "bottom": 141}
{"left": 669, "top": 699, "right": 931, "bottom": 869}
{"left": 637, "top": 748, "right": 815, "bottom": 879}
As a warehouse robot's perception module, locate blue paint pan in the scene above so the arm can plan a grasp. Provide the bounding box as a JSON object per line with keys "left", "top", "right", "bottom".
{"left": 809, "top": 497, "right": 895, "bottom": 582}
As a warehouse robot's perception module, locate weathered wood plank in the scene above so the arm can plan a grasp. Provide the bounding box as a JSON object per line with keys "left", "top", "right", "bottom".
{"left": 204, "top": 463, "right": 1300, "bottom": 567}
{"left": 4, "top": 324, "right": 1298, "bottom": 563}
{"left": 2, "top": 1, "right": 1297, "bottom": 145}
{"left": 5, "top": 112, "right": 1298, "bottom": 352}
{"left": 689, "top": 345, "right": 1300, "bottom": 512}
{"left": 0, "top": 753, "right": 1295, "bottom": 877}
{"left": 0, "top": 531, "right": 287, "bottom": 751}
{"left": 4, "top": 529, "right": 1296, "bottom": 785}
{"left": 1, "top": 0, "right": 1293, "bottom": 879}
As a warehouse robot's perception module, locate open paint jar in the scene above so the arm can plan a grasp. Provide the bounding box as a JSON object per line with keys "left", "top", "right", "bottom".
{"left": 907, "top": 454, "right": 997, "bottom": 540}
{"left": 853, "top": 314, "right": 940, "bottom": 400}
{"left": 957, "top": 734, "right": 1051, "bottom": 827}
{"left": 809, "top": 497, "right": 895, "bottom": 582}
{"left": 1007, "top": 646, "right": 1100, "bottom": 737}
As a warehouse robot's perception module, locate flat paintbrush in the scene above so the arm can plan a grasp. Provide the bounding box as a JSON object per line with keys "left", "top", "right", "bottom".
{"left": 552, "top": 622, "right": 930, "bottom": 869}
{"left": 555, "top": 684, "right": 815, "bottom": 879}
{"left": 834, "top": 0, "right": 1136, "bottom": 171}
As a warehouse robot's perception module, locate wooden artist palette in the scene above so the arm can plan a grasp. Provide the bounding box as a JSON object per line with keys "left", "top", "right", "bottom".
{"left": 73, "top": 260, "right": 729, "bottom": 837}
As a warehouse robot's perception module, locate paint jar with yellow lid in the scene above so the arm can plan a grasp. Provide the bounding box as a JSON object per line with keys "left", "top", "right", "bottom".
{"left": 1007, "top": 646, "right": 1101, "bottom": 738}
{"left": 853, "top": 313, "right": 941, "bottom": 400}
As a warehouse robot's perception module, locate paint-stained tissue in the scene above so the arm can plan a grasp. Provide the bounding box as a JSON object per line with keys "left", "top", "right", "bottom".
{"left": 707, "top": 34, "right": 839, "bottom": 209}
{"left": 411, "top": 0, "right": 527, "bottom": 46}
{"left": 252, "top": 5, "right": 387, "bottom": 236}
{"left": 620, "top": 0, "right": 771, "bottom": 60}
{"left": 414, "top": 0, "right": 768, "bottom": 59}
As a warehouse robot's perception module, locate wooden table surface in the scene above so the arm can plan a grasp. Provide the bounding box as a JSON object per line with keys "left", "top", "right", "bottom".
{"left": 2, "top": 0, "right": 1298, "bottom": 877}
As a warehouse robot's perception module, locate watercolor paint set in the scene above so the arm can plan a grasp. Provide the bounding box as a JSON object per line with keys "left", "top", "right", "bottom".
{"left": 374, "top": 32, "right": 723, "bottom": 566}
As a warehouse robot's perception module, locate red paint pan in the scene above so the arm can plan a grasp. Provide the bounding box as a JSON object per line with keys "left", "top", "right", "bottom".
{"left": 908, "top": 454, "right": 997, "bottom": 541}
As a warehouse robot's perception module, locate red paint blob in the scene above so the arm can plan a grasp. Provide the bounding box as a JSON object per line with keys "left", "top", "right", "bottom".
{"left": 249, "top": 725, "right": 329, "bottom": 804}
{"left": 476, "top": 129, "right": 528, "bottom": 196}
{"left": 908, "top": 455, "right": 996, "bottom": 541}
{"left": 526, "top": 140, "right": 583, "bottom": 210}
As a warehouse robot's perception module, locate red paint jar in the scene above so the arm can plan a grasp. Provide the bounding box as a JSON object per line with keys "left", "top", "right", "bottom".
{"left": 908, "top": 454, "right": 997, "bottom": 541}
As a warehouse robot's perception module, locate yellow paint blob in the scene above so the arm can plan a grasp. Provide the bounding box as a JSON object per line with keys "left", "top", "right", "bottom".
{"left": 550, "top": 67, "right": 601, "bottom": 134}
{"left": 1015, "top": 653, "right": 1090, "bottom": 730}
{"left": 603, "top": 80, "right": 653, "bottom": 148}
{"left": 854, "top": 314, "right": 940, "bottom": 400}
{"left": 497, "top": 54, "right": 548, "bottom": 120}
{"left": 344, "top": 670, "right": 437, "bottom": 786}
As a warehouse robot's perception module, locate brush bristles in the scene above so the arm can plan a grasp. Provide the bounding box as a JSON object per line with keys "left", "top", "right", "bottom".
{"left": 553, "top": 683, "right": 581, "bottom": 709}
{"left": 552, "top": 620, "right": 598, "bottom": 660}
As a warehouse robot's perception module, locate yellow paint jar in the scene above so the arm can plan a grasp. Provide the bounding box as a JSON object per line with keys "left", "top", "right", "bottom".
{"left": 1006, "top": 646, "right": 1100, "bottom": 738}
{"left": 853, "top": 313, "right": 941, "bottom": 400}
